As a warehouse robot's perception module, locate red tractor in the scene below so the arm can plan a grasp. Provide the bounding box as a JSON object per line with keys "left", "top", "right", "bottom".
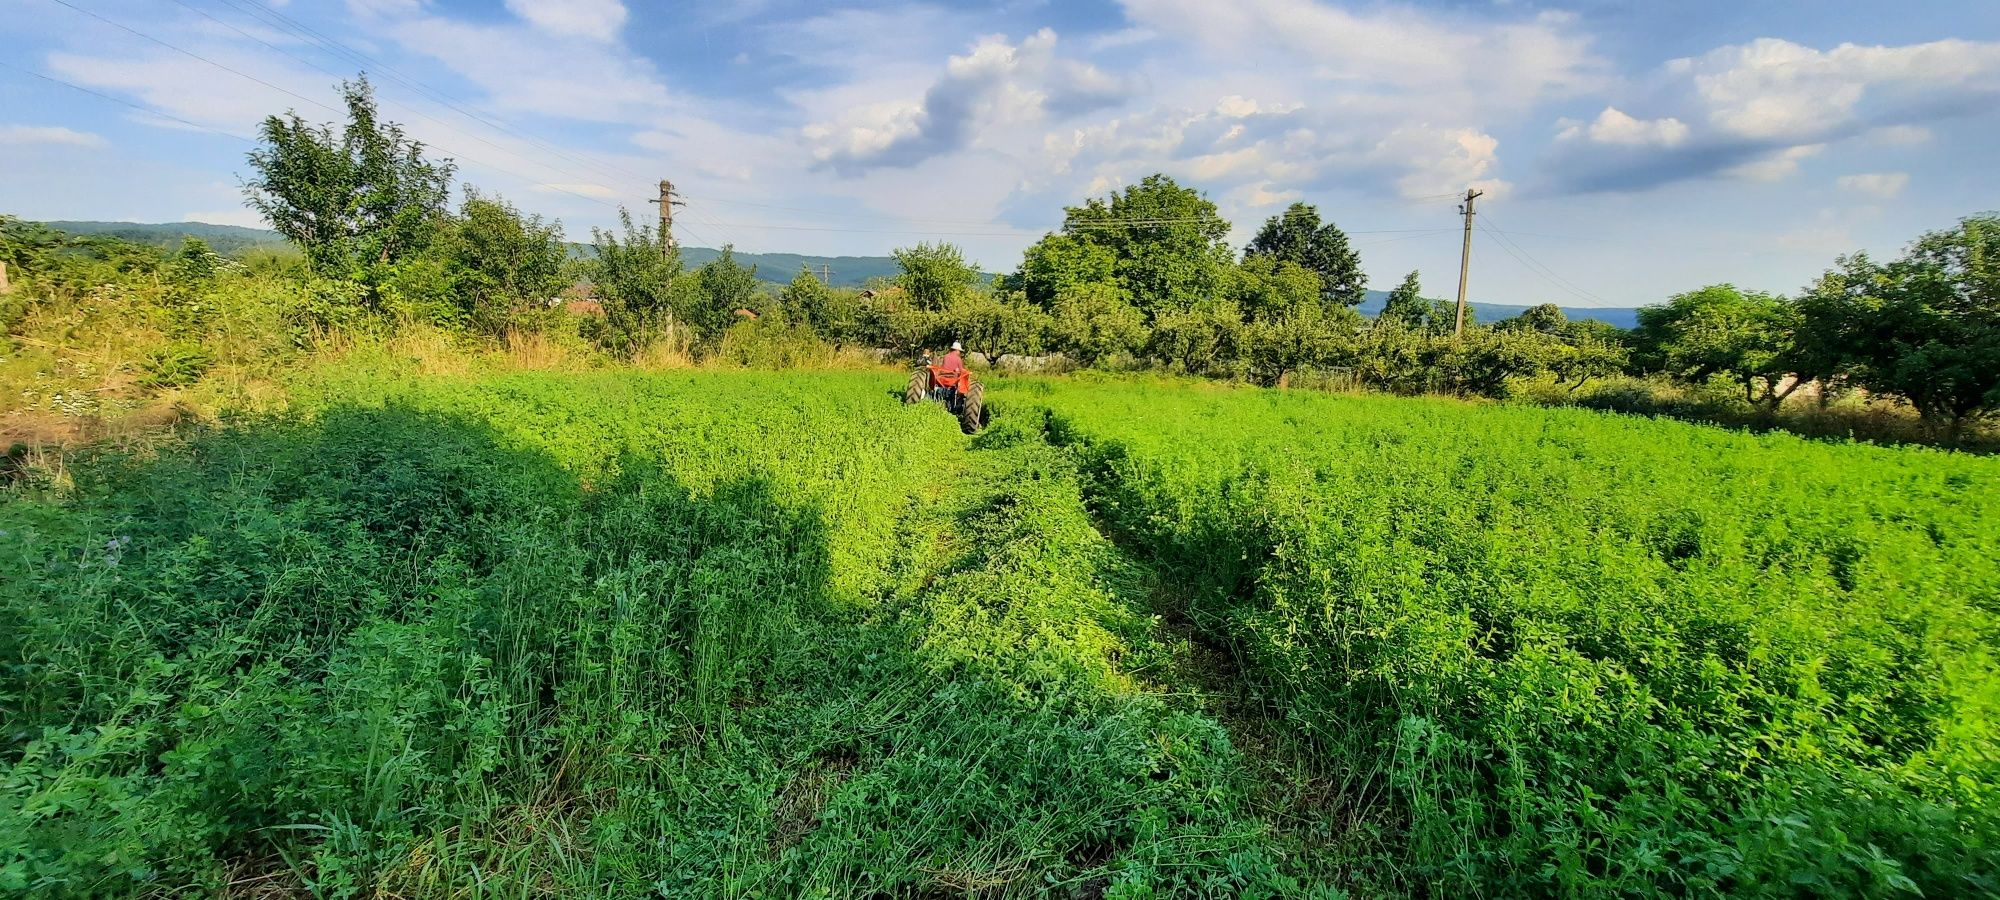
{"left": 906, "top": 355, "right": 987, "bottom": 432}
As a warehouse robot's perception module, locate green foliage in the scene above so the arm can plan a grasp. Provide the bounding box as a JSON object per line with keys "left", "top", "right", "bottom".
{"left": 244, "top": 76, "right": 455, "bottom": 287}
{"left": 684, "top": 246, "right": 763, "bottom": 342}
{"left": 585, "top": 209, "right": 682, "bottom": 355}
{"left": 1050, "top": 281, "right": 1147, "bottom": 367}
{"left": 891, "top": 241, "right": 980, "bottom": 312}
{"left": 1378, "top": 270, "right": 1430, "bottom": 328}
{"left": 1027, "top": 378, "right": 2000, "bottom": 897}
{"left": 444, "top": 188, "right": 568, "bottom": 335}
{"left": 1051, "top": 174, "right": 1234, "bottom": 318}
{"left": 1243, "top": 203, "right": 1367, "bottom": 307}
{"left": 137, "top": 340, "right": 214, "bottom": 388}
{"left": 1795, "top": 215, "right": 2000, "bottom": 432}
{"left": 941, "top": 290, "right": 1050, "bottom": 364}
{"left": 1005, "top": 231, "right": 1118, "bottom": 310}
{"left": 1632, "top": 284, "right": 1803, "bottom": 409}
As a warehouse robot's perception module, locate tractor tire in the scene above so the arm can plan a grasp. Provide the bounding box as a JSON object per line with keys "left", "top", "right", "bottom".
{"left": 905, "top": 370, "right": 931, "bottom": 405}
{"left": 959, "top": 382, "right": 986, "bottom": 433}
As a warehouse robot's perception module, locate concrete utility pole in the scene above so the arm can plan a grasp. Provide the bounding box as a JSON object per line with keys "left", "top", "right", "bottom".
{"left": 1454, "top": 187, "right": 1483, "bottom": 338}
{"left": 647, "top": 179, "right": 683, "bottom": 258}
{"left": 819, "top": 263, "right": 833, "bottom": 286}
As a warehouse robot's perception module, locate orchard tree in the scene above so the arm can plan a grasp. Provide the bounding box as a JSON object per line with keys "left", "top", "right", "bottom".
{"left": 245, "top": 76, "right": 454, "bottom": 283}
{"left": 447, "top": 188, "right": 567, "bottom": 335}
{"left": 1051, "top": 281, "right": 1147, "bottom": 366}
{"left": 947, "top": 291, "right": 1052, "bottom": 365}
{"left": 1500, "top": 303, "right": 1569, "bottom": 334}
{"left": 1147, "top": 298, "right": 1243, "bottom": 375}
{"left": 1230, "top": 255, "right": 1325, "bottom": 325}
{"left": 1632, "top": 284, "right": 1804, "bottom": 410}
{"left": 1796, "top": 215, "right": 2000, "bottom": 435}
{"left": 684, "top": 246, "right": 762, "bottom": 342}
{"left": 1244, "top": 202, "right": 1366, "bottom": 307}
{"left": 1055, "top": 174, "right": 1234, "bottom": 318}
{"left": 1006, "top": 232, "right": 1117, "bottom": 310}
{"left": 1378, "top": 271, "right": 1430, "bottom": 327}
{"left": 588, "top": 209, "right": 682, "bottom": 353}
{"left": 893, "top": 242, "right": 981, "bottom": 311}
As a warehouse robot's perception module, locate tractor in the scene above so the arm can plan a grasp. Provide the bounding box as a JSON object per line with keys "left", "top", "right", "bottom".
{"left": 905, "top": 355, "right": 987, "bottom": 432}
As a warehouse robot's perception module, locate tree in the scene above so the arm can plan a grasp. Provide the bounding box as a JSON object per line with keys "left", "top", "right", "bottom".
{"left": 1241, "top": 302, "right": 1360, "bottom": 387}
{"left": 1055, "top": 174, "right": 1234, "bottom": 318}
{"left": 245, "top": 76, "right": 454, "bottom": 286}
{"left": 684, "top": 247, "right": 762, "bottom": 342}
{"left": 1796, "top": 216, "right": 2000, "bottom": 435}
{"left": 1243, "top": 203, "right": 1367, "bottom": 307}
{"left": 1632, "top": 284, "right": 1804, "bottom": 410}
{"left": 1051, "top": 282, "right": 1147, "bottom": 367}
{"left": 1500, "top": 303, "right": 1568, "bottom": 334}
{"left": 1230, "top": 255, "right": 1325, "bottom": 325}
{"left": 588, "top": 209, "right": 682, "bottom": 354}
{"left": 1379, "top": 271, "right": 1430, "bottom": 327}
{"left": 1147, "top": 298, "right": 1243, "bottom": 375}
{"left": 1006, "top": 232, "right": 1117, "bottom": 310}
{"left": 893, "top": 242, "right": 980, "bottom": 311}
{"left": 446, "top": 188, "right": 567, "bottom": 335}
{"left": 946, "top": 291, "right": 1052, "bottom": 366}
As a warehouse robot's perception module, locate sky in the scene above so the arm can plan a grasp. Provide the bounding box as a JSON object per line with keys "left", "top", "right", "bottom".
{"left": 1, "top": 0, "right": 1996, "bottom": 307}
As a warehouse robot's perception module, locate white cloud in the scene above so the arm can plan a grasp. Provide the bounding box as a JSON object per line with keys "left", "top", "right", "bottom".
{"left": 1558, "top": 107, "right": 1689, "bottom": 147}
{"left": 807, "top": 28, "right": 1136, "bottom": 174}
{"left": 1117, "top": 0, "right": 1602, "bottom": 111}
{"left": 1677, "top": 37, "right": 2000, "bottom": 142}
{"left": 1868, "top": 124, "right": 1932, "bottom": 146}
{"left": 1836, "top": 172, "right": 1909, "bottom": 199}
{"left": 1724, "top": 143, "right": 1824, "bottom": 182}
{"left": 0, "top": 125, "right": 107, "bottom": 147}
{"left": 503, "top": 0, "right": 627, "bottom": 43}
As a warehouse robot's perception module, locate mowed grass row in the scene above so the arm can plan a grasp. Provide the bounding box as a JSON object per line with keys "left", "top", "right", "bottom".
{"left": 1003, "top": 376, "right": 2000, "bottom": 896}
{"left": 0, "top": 370, "right": 1325, "bottom": 897}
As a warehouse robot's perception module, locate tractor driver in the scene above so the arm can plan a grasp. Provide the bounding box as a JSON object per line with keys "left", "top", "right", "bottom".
{"left": 938, "top": 340, "right": 966, "bottom": 377}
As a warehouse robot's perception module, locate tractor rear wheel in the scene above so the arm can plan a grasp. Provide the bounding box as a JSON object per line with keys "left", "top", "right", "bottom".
{"left": 959, "top": 382, "right": 986, "bottom": 432}
{"left": 905, "top": 370, "right": 930, "bottom": 405}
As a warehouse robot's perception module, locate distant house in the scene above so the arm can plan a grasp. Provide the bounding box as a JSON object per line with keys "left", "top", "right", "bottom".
{"left": 561, "top": 281, "right": 606, "bottom": 317}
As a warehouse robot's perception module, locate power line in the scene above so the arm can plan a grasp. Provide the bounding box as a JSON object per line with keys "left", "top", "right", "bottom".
{"left": 42, "top": 0, "right": 632, "bottom": 213}
{"left": 1477, "top": 221, "right": 1611, "bottom": 307}
{"left": 0, "top": 59, "right": 254, "bottom": 142}
{"left": 1476, "top": 212, "right": 1612, "bottom": 305}
{"left": 165, "top": 0, "right": 624, "bottom": 194}
{"left": 204, "top": 0, "right": 650, "bottom": 189}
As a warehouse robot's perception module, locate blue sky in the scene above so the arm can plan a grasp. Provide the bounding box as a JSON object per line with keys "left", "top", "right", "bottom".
{"left": 1, "top": 0, "right": 1996, "bottom": 307}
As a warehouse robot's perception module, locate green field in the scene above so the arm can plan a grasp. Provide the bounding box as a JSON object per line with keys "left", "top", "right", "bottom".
{"left": 4, "top": 370, "right": 1997, "bottom": 897}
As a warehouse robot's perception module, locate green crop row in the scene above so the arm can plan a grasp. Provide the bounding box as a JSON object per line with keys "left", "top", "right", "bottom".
{"left": 1, "top": 371, "right": 1340, "bottom": 897}
{"left": 1009, "top": 376, "right": 2000, "bottom": 896}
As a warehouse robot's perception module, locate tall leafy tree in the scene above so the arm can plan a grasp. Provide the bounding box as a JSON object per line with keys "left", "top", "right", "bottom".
{"left": 1006, "top": 232, "right": 1117, "bottom": 310}
{"left": 1243, "top": 202, "right": 1366, "bottom": 307}
{"left": 1796, "top": 215, "right": 2000, "bottom": 435}
{"left": 588, "top": 208, "right": 682, "bottom": 353}
{"left": 1378, "top": 271, "right": 1430, "bottom": 327}
{"left": 1055, "top": 174, "right": 1234, "bottom": 318}
{"left": 686, "top": 246, "right": 762, "bottom": 341}
{"left": 1632, "top": 284, "right": 1804, "bottom": 410}
{"left": 447, "top": 188, "right": 567, "bottom": 335}
{"left": 893, "top": 242, "right": 980, "bottom": 311}
{"left": 244, "top": 76, "right": 455, "bottom": 283}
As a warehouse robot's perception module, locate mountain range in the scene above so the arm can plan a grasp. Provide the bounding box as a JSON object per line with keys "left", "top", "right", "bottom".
{"left": 33, "top": 220, "right": 1642, "bottom": 329}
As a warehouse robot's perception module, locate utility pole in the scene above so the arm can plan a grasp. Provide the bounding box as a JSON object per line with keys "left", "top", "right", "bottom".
{"left": 646, "top": 179, "right": 683, "bottom": 258}
{"left": 818, "top": 263, "right": 833, "bottom": 286}
{"left": 1454, "top": 187, "right": 1483, "bottom": 338}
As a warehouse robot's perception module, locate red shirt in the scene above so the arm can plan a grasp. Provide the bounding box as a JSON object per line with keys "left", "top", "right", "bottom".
{"left": 938, "top": 350, "right": 965, "bottom": 373}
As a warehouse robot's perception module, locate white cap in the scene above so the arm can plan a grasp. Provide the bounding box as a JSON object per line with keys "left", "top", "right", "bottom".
{"left": 950, "top": 341, "right": 963, "bottom": 351}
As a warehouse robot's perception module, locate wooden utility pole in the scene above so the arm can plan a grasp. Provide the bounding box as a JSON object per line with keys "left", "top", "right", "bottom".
{"left": 647, "top": 179, "right": 683, "bottom": 258}
{"left": 1454, "top": 187, "right": 1483, "bottom": 338}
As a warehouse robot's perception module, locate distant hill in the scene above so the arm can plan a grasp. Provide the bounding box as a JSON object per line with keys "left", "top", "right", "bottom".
{"left": 42, "top": 220, "right": 289, "bottom": 256}
{"left": 34, "top": 221, "right": 1642, "bottom": 327}
{"left": 1355, "top": 290, "right": 1640, "bottom": 330}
